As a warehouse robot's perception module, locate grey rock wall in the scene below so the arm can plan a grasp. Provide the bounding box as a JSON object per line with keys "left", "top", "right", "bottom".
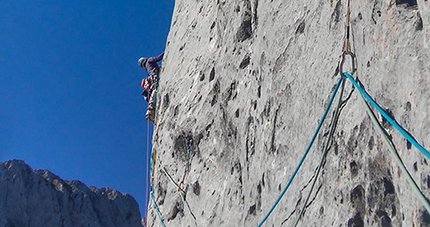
{"left": 148, "top": 0, "right": 430, "bottom": 226}
{"left": 0, "top": 160, "right": 143, "bottom": 227}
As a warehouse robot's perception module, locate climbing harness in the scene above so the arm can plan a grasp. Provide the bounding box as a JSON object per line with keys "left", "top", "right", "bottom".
{"left": 142, "top": 68, "right": 161, "bottom": 123}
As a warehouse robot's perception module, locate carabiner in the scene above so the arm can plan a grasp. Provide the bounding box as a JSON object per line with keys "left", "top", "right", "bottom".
{"left": 187, "top": 137, "right": 193, "bottom": 149}
{"left": 178, "top": 181, "right": 185, "bottom": 192}
{"left": 338, "top": 51, "right": 357, "bottom": 77}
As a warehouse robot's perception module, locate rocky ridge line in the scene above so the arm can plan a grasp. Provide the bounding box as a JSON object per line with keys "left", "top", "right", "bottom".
{"left": 0, "top": 160, "right": 143, "bottom": 227}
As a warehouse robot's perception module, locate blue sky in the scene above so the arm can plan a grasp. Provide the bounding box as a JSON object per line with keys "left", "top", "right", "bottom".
{"left": 0, "top": 0, "right": 174, "bottom": 217}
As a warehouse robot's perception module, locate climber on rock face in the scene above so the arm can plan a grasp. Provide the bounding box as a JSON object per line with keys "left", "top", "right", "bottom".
{"left": 138, "top": 53, "right": 164, "bottom": 122}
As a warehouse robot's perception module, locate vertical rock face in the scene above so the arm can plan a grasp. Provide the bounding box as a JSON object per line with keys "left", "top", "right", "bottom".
{"left": 0, "top": 160, "right": 143, "bottom": 227}
{"left": 148, "top": 0, "right": 430, "bottom": 226}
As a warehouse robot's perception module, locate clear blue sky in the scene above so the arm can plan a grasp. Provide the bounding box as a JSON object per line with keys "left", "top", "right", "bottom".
{"left": 0, "top": 0, "right": 174, "bottom": 218}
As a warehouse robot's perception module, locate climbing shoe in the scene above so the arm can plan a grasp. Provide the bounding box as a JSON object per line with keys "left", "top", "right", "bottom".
{"left": 148, "top": 104, "right": 154, "bottom": 111}
{"left": 146, "top": 113, "right": 155, "bottom": 122}
{"left": 146, "top": 107, "right": 155, "bottom": 122}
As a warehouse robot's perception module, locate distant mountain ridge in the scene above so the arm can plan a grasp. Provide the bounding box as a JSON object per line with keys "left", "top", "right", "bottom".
{"left": 0, "top": 160, "right": 143, "bottom": 227}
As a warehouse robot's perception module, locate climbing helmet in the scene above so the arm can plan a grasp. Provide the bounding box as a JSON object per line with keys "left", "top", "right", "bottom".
{"left": 138, "top": 57, "right": 147, "bottom": 68}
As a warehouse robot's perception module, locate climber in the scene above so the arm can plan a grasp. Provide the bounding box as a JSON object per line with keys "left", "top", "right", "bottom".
{"left": 138, "top": 53, "right": 164, "bottom": 122}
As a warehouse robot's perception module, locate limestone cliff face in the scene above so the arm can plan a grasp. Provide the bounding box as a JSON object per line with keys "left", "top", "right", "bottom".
{"left": 0, "top": 160, "right": 143, "bottom": 227}
{"left": 148, "top": 0, "right": 430, "bottom": 226}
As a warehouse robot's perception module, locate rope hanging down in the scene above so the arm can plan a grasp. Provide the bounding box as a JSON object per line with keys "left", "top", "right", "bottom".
{"left": 259, "top": 0, "right": 429, "bottom": 225}
{"left": 149, "top": 141, "right": 166, "bottom": 227}
{"left": 150, "top": 184, "right": 166, "bottom": 227}
{"left": 151, "top": 138, "right": 197, "bottom": 225}
{"left": 293, "top": 76, "right": 347, "bottom": 227}
{"left": 162, "top": 167, "right": 198, "bottom": 222}
{"left": 260, "top": 2, "right": 357, "bottom": 223}
{"left": 352, "top": 75, "right": 430, "bottom": 214}
{"left": 258, "top": 76, "right": 345, "bottom": 226}
{"left": 162, "top": 137, "right": 196, "bottom": 217}
{"left": 343, "top": 72, "right": 430, "bottom": 159}
{"left": 179, "top": 137, "right": 193, "bottom": 191}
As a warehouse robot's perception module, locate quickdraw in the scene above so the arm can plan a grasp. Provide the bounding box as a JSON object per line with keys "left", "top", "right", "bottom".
{"left": 178, "top": 137, "right": 193, "bottom": 192}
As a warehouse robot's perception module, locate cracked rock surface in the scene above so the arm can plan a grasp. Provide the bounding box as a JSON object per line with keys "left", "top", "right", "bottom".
{"left": 148, "top": 0, "right": 430, "bottom": 226}
{"left": 0, "top": 160, "right": 143, "bottom": 227}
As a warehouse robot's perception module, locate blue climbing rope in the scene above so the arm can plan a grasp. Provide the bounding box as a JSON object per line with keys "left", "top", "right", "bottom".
{"left": 150, "top": 183, "right": 166, "bottom": 227}
{"left": 258, "top": 76, "right": 344, "bottom": 226}
{"left": 162, "top": 167, "right": 198, "bottom": 222}
{"left": 293, "top": 77, "right": 346, "bottom": 226}
{"left": 148, "top": 132, "right": 165, "bottom": 227}
{"left": 186, "top": 139, "right": 192, "bottom": 171}
{"left": 356, "top": 82, "right": 430, "bottom": 214}
{"left": 149, "top": 142, "right": 166, "bottom": 226}
{"left": 343, "top": 72, "right": 430, "bottom": 159}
